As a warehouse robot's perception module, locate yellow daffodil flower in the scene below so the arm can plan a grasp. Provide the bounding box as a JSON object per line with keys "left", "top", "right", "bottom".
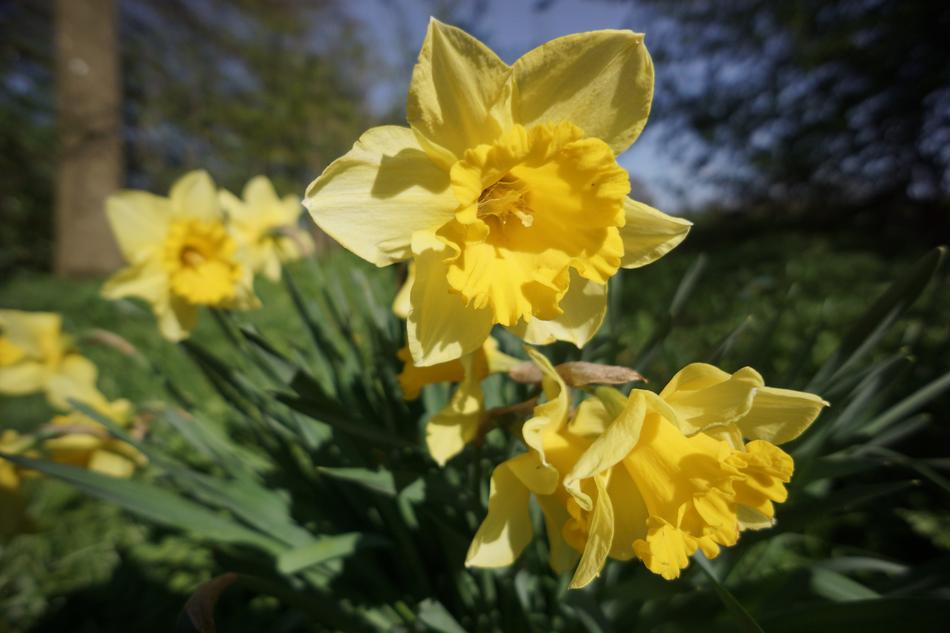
{"left": 305, "top": 20, "right": 691, "bottom": 367}
{"left": 219, "top": 175, "right": 314, "bottom": 282}
{"left": 102, "top": 170, "right": 259, "bottom": 341}
{"left": 0, "top": 310, "right": 98, "bottom": 409}
{"left": 38, "top": 368, "right": 146, "bottom": 478}
{"left": 398, "top": 337, "right": 521, "bottom": 465}
{"left": 466, "top": 354, "right": 827, "bottom": 587}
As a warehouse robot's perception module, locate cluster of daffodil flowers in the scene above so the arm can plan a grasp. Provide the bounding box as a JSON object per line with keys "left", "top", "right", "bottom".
{"left": 305, "top": 19, "right": 829, "bottom": 586}
{"left": 101, "top": 172, "right": 313, "bottom": 341}
{"left": 0, "top": 310, "right": 146, "bottom": 534}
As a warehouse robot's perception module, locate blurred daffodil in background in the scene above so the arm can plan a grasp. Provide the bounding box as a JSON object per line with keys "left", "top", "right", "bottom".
{"left": 101, "top": 170, "right": 259, "bottom": 341}
{"left": 466, "top": 351, "right": 827, "bottom": 588}
{"left": 219, "top": 175, "right": 314, "bottom": 282}
{"left": 306, "top": 19, "right": 691, "bottom": 367}
{"left": 0, "top": 310, "right": 98, "bottom": 408}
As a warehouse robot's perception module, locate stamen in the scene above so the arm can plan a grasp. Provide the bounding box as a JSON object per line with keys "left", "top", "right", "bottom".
{"left": 477, "top": 175, "right": 533, "bottom": 228}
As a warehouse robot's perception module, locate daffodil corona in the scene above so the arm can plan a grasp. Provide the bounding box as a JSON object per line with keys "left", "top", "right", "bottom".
{"left": 102, "top": 170, "right": 259, "bottom": 341}
{"left": 466, "top": 353, "right": 827, "bottom": 587}
{"left": 306, "top": 20, "right": 691, "bottom": 366}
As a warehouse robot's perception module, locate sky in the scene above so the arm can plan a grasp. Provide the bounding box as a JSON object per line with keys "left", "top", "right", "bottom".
{"left": 345, "top": 0, "right": 709, "bottom": 214}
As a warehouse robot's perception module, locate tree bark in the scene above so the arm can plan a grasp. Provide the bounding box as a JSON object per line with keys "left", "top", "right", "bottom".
{"left": 54, "top": 0, "right": 122, "bottom": 276}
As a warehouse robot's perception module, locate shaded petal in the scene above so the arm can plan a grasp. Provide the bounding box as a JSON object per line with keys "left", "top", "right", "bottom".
{"left": 605, "top": 464, "right": 650, "bottom": 560}
{"left": 305, "top": 126, "right": 457, "bottom": 267}
{"left": 569, "top": 473, "right": 614, "bottom": 588}
{"left": 511, "top": 272, "right": 607, "bottom": 347}
{"left": 105, "top": 191, "right": 170, "bottom": 263}
{"left": 535, "top": 493, "right": 580, "bottom": 574}
{"left": 512, "top": 30, "right": 653, "bottom": 155}
{"left": 408, "top": 18, "right": 512, "bottom": 166}
{"left": 156, "top": 296, "right": 199, "bottom": 342}
{"left": 737, "top": 386, "right": 828, "bottom": 445}
{"left": 407, "top": 232, "right": 493, "bottom": 366}
{"left": 169, "top": 170, "right": 220, "bottom": 222}
{"left": 425, "top": 355, "right": 483, "bottom": 466}
{"left": 620, "top": 198, "right": 692, "bottom": 269}
{"left": 466, "top": 452, "right": 537, "bottom": 568}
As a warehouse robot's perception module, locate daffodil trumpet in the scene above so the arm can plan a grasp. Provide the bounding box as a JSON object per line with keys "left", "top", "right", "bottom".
{"left": 306, "top": 20, "right": 692, "bottom": 367}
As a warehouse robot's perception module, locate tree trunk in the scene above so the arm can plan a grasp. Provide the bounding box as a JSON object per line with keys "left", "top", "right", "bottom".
{"left": 54, "top": 0, "right": 122, "bottom": 276}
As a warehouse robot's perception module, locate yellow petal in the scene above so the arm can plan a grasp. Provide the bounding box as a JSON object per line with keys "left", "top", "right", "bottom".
{"left": 605, "top": 464, "right": 650, "bottom": 560}
{"left": 568, "top": 397, "right": 612, "bottom": 437}
{"left": 408, "top": 18, "right": 512, "bottom": 167}
{"left": 169, "top": 170, "right": 220, "bottom": 222}
{"left": 521, "top": 348, "right": 569, "bottom": 487}
{"left": 243, "top": 175, "right": 280, "bottom": 211}
{"left": 738, "top": 386, "right": 828, "bottom": 445}
{"left": 425, "top": 355, "right": 483, "bottom": 466}
{"left": 45, "top": 355, "right": 101, "bottom": 411}
{"left": 0, "top": 362, "right": 46, "bottom": 395}
{"left": 406, "top": 232, "right": 493, "bottom": 366}
{"left": 156, "top": 296, "right": 199, "bottom": 342}
{"left": 535, "top": 493, "right": 580, "bottom": 574}
{"left": 0, "top": 310, "right": 61, "bottom": 359}
{"left": 105, "top": 191, "right": 170, "bottom": 263}
{"left": 564, "top": 390, "right": 649, "bottom": 510}
{"left": 660, "top": 363, "right": 763, "bottom": 435}
{"left": 466, "top": 452, "right": 538, "bottom": 568}
{"left": 87, "top": 450, "right": 136, "bottom": 478}
{"left": 569, "top": 473, "right": 614, "bottom": 588}
{"left": 101, "top": 258, "right": 169, "bottom": 306}
{"left": 512, "top": 30, "right": 653, "bottom": 155}
{"left": 392, "top": 263, "right": 415, "bottom": 319}
{"left": 511, "top": 272, "right": 607, "bottom": 347}
{"left": 619, "top": 199, "right": 692, "bottom": 269}
{"left": 304, "top": 126, "right": 457, "bottom": 267}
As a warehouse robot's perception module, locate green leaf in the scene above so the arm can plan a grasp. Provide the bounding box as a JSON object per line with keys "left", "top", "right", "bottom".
{"left": 636, "top": 254, "right": 707, "bottom": 370}
{"left": 862, "top": 370, "right": 950, "bottom": 436}
{"left": 276, "top": 533, "right": 388, "bottom": 575}
{"left": 417, "top": 599, "right": 468, "bottom": 633}
{"left": 0, "top": 452, "right": 282, "bottom": 554}
{"left": 810, "top": 567, "right": 880, "bottom": 601}
{"left": 779, "top": 480, "right": 916, "bottom": 531}
{"left": 317, "top": 466, "right": 398, "bottom": 496}
{"left": 808, "top": 247, "right": 944, "bottom": 391}
{"left": 694, "top": 555, "right": 764, "bottom": 633}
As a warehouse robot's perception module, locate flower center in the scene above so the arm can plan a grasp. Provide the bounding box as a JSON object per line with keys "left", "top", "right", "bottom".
{"left": 163, "top": 220, "right": 241, "bottom": 305}
{"left": 477, "top": 175, "right": 534, "bottom": 228}
{"left": 442, "top": 122, "right": 630, "bottom": 327}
